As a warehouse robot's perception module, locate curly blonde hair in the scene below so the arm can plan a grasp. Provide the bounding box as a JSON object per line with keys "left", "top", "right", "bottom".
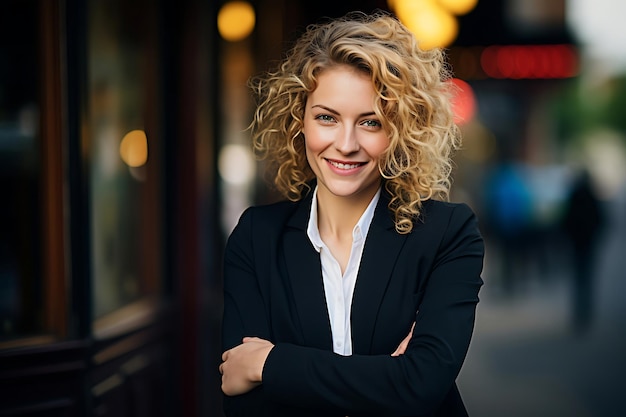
{"left": 249, "top": 11, "right": 460, "bottom": 233}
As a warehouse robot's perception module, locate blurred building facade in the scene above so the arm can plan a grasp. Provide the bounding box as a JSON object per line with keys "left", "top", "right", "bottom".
{"left": 0, "top": 0, "right": 224, "bottom": 415}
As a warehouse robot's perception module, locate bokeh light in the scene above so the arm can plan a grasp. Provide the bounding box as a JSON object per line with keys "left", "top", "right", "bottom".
{"left": 393, "top": 0, "right": 459, "bottom": 50}
{"left": 481, "top": 44, "right": 578, "bottom": 79}
{"left": 436, "top": 0, "right": 478, "bottom": 16}
{"left": 119, "top": 129, "right": 148, "bottom": 168}
{"left": 217, "top": 1, "right": 255, "bottom": 42}
{"left": 449, "top": 78, "right": 476, "bottom": 125}
{"left": 218, "top": 144, "right": 255, "bottom": 185}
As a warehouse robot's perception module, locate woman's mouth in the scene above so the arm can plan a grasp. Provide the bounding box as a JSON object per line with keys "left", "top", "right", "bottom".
{"left": 327, "top": 159, "right": 365, "bottom": 170}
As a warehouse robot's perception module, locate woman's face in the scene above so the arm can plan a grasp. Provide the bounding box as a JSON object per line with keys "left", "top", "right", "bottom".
{"left": 303, "top": 65, "right": 390, "bottom": 204}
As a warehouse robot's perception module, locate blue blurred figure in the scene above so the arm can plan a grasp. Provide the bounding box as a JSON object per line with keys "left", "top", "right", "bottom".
{"left": 484, "top": 162, "right": 534, "bottom": 295}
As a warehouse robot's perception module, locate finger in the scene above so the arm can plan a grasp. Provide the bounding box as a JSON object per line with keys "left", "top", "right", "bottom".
{"left": 392, "top": 322, "right": 416, "bottom": 356}
{"left": 242, "top": 336, "right": 261, "bottom": 343}
{"left": 391, "top": 339, "right": 406, "bottom": 356}
{"left": 395, "top": 341, "right": 408, "bottom": 356}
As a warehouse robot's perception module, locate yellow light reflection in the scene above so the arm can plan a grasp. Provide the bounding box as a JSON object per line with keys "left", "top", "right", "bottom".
{"left": 436, "top": 0, "right": 478, "bottom": 16}
{"left": 394, "top": 0, "right": 459, "bottom": 50}
{"left": 218, "top": 1, "right": 256, "bottom": 42}
{"left": 120, "top": 130, "right": 148, "bottom": 167}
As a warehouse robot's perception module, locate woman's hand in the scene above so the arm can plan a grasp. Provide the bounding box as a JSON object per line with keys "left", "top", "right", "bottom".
{"left": 220, "top": 337, "right": 274, "bottom": 396}
{"left": 391, "top": 322, "right": 415, "bottom": 357}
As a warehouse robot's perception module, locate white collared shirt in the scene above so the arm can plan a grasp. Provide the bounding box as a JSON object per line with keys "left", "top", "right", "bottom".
{"left": 306, "top": 186, "right": 381, "bottom": 355}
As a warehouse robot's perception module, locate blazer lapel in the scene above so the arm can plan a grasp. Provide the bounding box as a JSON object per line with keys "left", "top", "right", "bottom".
{"left": 282, "top": 192, "right": 333, "bottom": 350}
{"left": 350, "top": 192, "right": 408, "bottom": 354}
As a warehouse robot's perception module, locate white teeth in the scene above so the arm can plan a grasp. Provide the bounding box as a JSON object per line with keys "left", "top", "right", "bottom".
{"left": 329, "top": 160, "right": 361, "bottom": 169}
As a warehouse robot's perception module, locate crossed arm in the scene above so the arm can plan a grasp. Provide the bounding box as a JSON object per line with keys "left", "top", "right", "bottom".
{"left": 220, "top": 324, "right": 415, "bottom": 396}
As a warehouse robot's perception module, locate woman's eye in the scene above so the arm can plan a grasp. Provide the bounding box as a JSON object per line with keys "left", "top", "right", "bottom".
{"left": 361, "top": 119, "right": 382, "bottom": 128}
{"left": 315, "top": 114, "right": 335, "bottom": 123}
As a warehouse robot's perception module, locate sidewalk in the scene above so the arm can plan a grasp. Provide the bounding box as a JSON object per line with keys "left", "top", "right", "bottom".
{"left": 458, "top": 198, "right": 626, "bottom": 417}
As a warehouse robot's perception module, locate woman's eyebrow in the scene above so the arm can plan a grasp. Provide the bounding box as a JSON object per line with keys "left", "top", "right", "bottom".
{"left": 311, "top": 104, "right": 376, "bottom": 118}
{"left": 311, "top": 104, "right": 339, "bottom": 115}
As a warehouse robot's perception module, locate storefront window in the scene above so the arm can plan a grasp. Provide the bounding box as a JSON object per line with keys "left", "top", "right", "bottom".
{"left": 86, "top": 0, "right": 163, "bottom": 319}
{"left": 0, "top": 0, "right": 45, "bottom": 342}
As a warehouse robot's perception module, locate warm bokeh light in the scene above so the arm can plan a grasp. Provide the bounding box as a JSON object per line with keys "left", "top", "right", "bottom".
{"left": 448, "top": 45, "right": 579, "bottom": 80}
{"left": 394, "top": 0, "right": 459, "bottom": 50}
{"left": 217, "top": 1, "right": 255, "bottom": 42}
{"left": 119, "top": 130, "right": 148, "bottom": 168}
{"left": 448, "top": 78, "right": 476, "bottom": 125}
{"left": 480, "top": 44, "right": 578, "bottom": 79}
{"left": 436, "top": 0, "right": 478, "bottom": 16}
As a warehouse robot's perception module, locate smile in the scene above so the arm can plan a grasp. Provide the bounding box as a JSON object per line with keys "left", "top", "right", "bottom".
{"left": 327, "top": 160, "right": 365, "bottom": 170}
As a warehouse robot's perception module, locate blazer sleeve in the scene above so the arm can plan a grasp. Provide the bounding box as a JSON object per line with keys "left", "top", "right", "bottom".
{"left": 261, "top": 203, "right": 484, "bottom": 416}
{"left": 222, "top": 206, "right": 326, "bottom": 417}
{"left": 221, "top": 208, "right": 276, "bottom": 416}
{"left": 222, "top": 207, "right": 270, "bottom": 350}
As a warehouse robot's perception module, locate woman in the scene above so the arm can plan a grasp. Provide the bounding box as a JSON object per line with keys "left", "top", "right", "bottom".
{"left": 220, "top": 11, "right": 484, "bottom": 417}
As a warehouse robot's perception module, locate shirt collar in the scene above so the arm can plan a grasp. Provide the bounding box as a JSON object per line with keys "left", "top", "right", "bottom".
{"left": 307, "top": 186, "right": 382, "bottom": 253}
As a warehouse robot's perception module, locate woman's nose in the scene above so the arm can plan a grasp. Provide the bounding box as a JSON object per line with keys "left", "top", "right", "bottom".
{"left": 335, "top": 126, "right": 360, "bottom": 154}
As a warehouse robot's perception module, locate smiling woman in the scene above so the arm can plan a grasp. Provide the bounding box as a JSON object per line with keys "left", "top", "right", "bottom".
{"left": 303, "top": 65, "right": 389, "bottom": 212}
{"left": 220, "top": 11, "right": 484, "bottom": 417}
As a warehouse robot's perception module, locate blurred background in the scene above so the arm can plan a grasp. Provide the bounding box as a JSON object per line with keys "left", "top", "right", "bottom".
{"left": 0, "top": 0, "right": 625, "bottom": 416}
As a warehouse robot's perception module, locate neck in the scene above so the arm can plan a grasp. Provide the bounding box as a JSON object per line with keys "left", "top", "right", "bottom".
{"left": 316, "top": 186, "right": 378, "bottom": 239}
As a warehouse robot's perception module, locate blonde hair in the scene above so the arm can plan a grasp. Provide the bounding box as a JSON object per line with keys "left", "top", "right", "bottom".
{"left": 249, "top": 11, "right": 460, "bottom": 233}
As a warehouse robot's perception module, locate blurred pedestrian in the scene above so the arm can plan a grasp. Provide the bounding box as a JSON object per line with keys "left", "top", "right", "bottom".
{"left": 561, "top": 168, "right": 605, "bottom": 333}
{"left": 484, "top": 162, "right": 533, "bottom": 295}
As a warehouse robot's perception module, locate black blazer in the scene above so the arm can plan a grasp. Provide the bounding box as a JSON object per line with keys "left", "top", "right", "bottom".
{"left": 222, "top": 189, "right": 484, "bottom": 416}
